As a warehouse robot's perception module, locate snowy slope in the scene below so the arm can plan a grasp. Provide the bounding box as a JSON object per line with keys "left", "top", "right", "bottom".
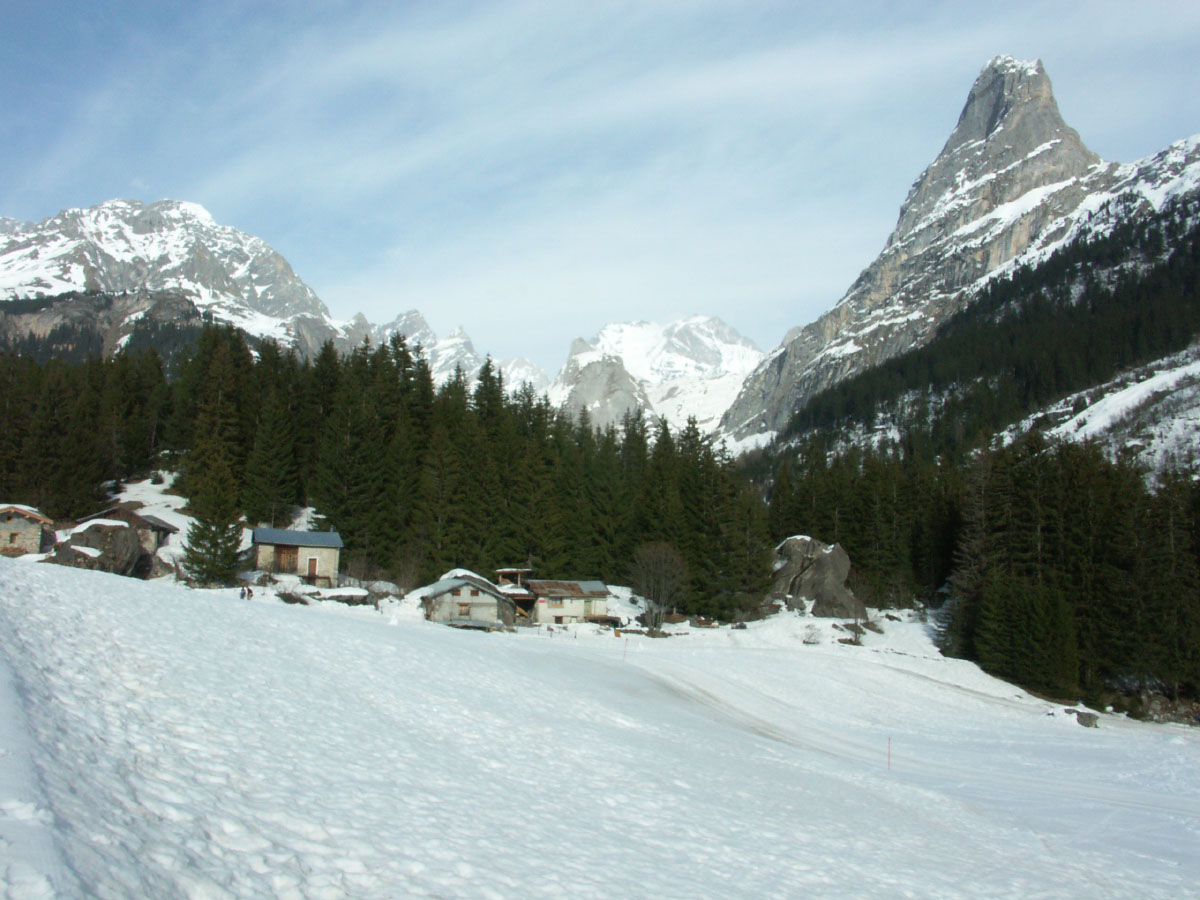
{"left": 1, "top": 559, "right": 1197, "bottom": 898}
{"left": 997, "top": 343, "right": 1200, "bottom": 475}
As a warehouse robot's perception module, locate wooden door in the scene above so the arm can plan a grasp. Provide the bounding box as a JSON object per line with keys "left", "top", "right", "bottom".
{"left": 278, "top": 546, "right": 298, "bottom": 573}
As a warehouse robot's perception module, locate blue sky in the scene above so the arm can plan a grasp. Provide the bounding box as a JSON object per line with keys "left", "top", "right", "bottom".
{"left": 4, "top": 1, "right": 1200, "bottom": 372}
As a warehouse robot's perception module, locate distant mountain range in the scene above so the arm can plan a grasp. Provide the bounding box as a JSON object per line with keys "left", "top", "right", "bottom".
{"left": 0, "top": 198, "right": 760, "bottom": 431}
{"left": 3, "top": 55, "right": 1200, "bottom": 461}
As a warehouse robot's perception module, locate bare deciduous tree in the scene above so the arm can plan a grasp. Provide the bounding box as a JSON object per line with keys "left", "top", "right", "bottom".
{"left": 628, "top": 542, "right": 688, "bottom": 633}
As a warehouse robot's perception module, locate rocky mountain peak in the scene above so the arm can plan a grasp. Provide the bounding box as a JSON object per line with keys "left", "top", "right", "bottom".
{"left": 0, "top": 197, "right": 331, "bottom": 327}
{"left": 949, "top": 56, "right": 1052, "bottom": 150}
{"left": 889, "top": 56, "right": 1098, "bottom": 254}
{"left": 723, "top": 57, "right": 1200, "bottom": 444}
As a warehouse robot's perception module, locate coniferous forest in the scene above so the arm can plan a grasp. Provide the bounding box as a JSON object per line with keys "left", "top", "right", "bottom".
{"left": 0, "top": 327, "right": 770, "bottom": 620}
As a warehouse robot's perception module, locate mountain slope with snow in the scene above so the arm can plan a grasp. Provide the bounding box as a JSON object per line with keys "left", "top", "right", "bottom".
{"left": 1004, "top": 343, "right": 1200, "bottom": 475}
{"left": 722, "top": 56, "right": 1200, "bottom": 443}
{"left": 0, "top": 201, "right": 551, "bottom": 392}
{"left": 0, "top": 199, "right": 339, "bottom": 350}
{"left": 549, "top": 317, "right": 763, "bottom": 431}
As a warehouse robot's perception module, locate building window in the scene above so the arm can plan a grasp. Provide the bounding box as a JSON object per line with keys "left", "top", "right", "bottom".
{"left": 471, "top": 589, "right": 480, "bottom": 597}
{"left": 451, "top": 588, "right": 461, "bottom": 596}
{"left": 550, "top": 598, "right": 563, "bottom": 607}
{"left": 458, "top": 603, "right": 471, "bottom": 617}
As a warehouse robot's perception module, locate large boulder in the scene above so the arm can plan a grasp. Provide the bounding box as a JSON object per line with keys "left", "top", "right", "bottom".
{"left": 771, "top": 535, "right": 867, "bottom": 620}
{"left": 47, "top": 522, "right": 144, "bottom": 577}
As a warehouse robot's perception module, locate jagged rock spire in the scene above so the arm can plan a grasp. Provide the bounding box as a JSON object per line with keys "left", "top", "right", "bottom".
{"left": 720, "top": 57, "right": 1200, "bottom": 442}
{"left": 891, "top": 56, "right": 1098, "bottom": 250}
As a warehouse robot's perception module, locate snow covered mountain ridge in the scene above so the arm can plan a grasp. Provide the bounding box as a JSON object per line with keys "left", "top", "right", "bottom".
{"left": 547, "top": 317, "right": 764, "bottom": 432}
{"left": 721, "top": 56, "right": 1200, "bottom": 444}
{"left": 0, "top": 198, "right": 331, "bottom": 346}
{"left": 0, "top": 198, "right": 553, "bottom": 390}
{"left": 0, "top": 199, "right": 765, "bottom": 415}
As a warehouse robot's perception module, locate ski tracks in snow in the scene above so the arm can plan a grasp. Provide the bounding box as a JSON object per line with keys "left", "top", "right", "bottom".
{"left": 2, "top": 559, "right": 1199, "bottom": 899}
{"left": 0, "top": 598, "right": 78, "bottom": 900}
{"left": 0, "top": 568, "right": 443, "bottom": 899}
{"left": 624, "top": 649, "right": 1200, "bottom": 898}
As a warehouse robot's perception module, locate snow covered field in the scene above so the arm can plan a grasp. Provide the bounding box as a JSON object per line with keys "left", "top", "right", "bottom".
{"left": 1, "top": 559, "right": 1197, "bottom": 899}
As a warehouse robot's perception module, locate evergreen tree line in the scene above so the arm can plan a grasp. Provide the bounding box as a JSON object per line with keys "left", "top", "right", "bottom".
{"left": 766, "top": 434, "right": 1200, "bottom": 702}
{"left": 759, "top": 196, "right": 1200, "bottom": 702}
{"left": 784, "top": 194, "right": 1200, "bottom": 456}
{"left": 0, "top": 290, "right": 207, "bottom": 366}
{"left": 0, "top": 326, "right": 770, "bottom": 617}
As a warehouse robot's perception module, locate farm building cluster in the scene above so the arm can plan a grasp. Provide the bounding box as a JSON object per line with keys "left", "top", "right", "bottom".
{"left": 248, "top": 529, "right": 615, "bottom": 631}
{"left": 415, "top": 567, "right": 617, "bottom": 630}
{"left": 5, "top": 506, "right": 615, "bottom": 632}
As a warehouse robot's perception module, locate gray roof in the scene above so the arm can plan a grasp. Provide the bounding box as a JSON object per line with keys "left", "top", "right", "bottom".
{"left": 252, "top": 527, "right": 344, "bottom": 549}
{"left": 137, "top": 514, "right": 180, "bottom": 534}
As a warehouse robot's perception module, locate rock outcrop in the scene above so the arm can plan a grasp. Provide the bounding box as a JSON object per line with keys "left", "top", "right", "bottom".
{"left": 551, "top": 342, "right": 651, "bottom": 430}
{"left": 771, "top": 535, "right": 866, "bottom": 620}
{"left": 47, "top": 522, "right": 144, "bottom": 577}
{"left": 0, "top": 288, "right": 203, "bottom": 359}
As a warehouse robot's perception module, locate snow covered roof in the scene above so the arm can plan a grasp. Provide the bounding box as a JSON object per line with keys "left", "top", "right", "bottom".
{"left": 416, "top": 576, "right": 509, "bottom": 603}
{"left": 137, "top": 514, "right": 180, "bottom": 534}
{"left": 79, "top": 507, "right": 180, "bottom": 533}
{"left": 251, "top": 528, "right": 343, "bottom": 549}
{"left": 0, "top": 504, "right": 52, "bottom": 525}
{"left": 497, "top": 582, "right": 536, "bottom": 598}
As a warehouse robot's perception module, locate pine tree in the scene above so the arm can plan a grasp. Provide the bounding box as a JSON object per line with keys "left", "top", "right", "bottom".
{"left": 183, "top": 455, "right": 244, "bottom": 586}
{"left": 413, "top": 423, "right": 469, "bottom": 581}
{"left": 242, "top": 387, "right": 299, "bottom": 526}
{"left": 767, "top": 460, "right": 795, "bottom": 542}
{"left": 183, "top": 402, "right": 244, "bottom": 586}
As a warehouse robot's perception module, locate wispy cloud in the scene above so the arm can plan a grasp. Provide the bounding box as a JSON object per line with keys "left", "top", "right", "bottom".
{"left": 5, "top": 1, "right": 1200, "bottom": 371}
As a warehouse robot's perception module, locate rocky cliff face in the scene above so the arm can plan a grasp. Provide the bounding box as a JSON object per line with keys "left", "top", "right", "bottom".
{"left": 722, "top": 57, "right": 1200, "bottom": 442}
{"left": 0, "top": 288, "right": 204, "bottom": 359}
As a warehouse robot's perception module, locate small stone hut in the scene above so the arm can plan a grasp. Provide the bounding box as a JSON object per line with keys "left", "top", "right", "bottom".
{"left": 419, "top": 570, "right": 515, "bottom": 629}
{"left": 252, "top": 528, "right": 343, "bottom": 587}
{"left": 0, "top": 505, "right": 52, "bottom": 556}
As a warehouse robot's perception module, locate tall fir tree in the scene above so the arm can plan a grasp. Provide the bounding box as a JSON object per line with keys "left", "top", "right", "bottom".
{"left": 183, "top": 401, "right": 244, "bottom": 586}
